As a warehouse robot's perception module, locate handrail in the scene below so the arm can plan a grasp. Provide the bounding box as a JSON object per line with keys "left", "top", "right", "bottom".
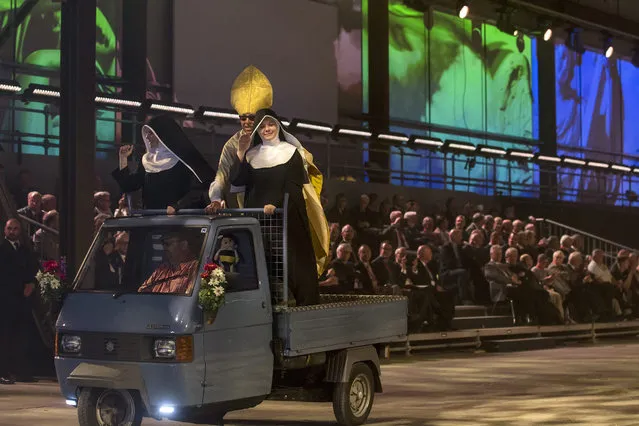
{"left": 128, "top": 207, "right": 285, "bottom": 216}
{"left": 17, "top": 213, "right": 59, "bottom": 235}
{"left": 536, "top": 217, "right": 637, "bottom": 252}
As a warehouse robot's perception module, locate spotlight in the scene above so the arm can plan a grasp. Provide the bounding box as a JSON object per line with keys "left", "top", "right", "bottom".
{"left": 197, "top": 107, "right": 239, "bottom": 120}
{"left": 604, "top": 37, "right": 614, "bottom": 58}
{"left": 146, "top": 100, "right": 195, "bottom": 115}
{"left": 543, "top": 27, "right": 552, "bottom": 41}
{"left": 0, "top": 79, "right": 21, "bottom": 93}
{"left": 457, "top": 1, "right": 469, "bottom": 19}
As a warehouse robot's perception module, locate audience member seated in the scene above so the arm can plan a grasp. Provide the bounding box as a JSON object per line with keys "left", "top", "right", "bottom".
{"left": 439, "top": 229, "right": 472, "bottom": 305}
{"left": 325, "top": 193, "right": 351, "bottom": 229}
{"left": 530, "top": 254, "right": 564, "bottom": 322}
{"left": 323, "top": 243, "right": 359, "bottom": 294}
{"left": 504, "top": 247, "right": 561, "bottom": 325}
{"left": 588, "top": 249, "right": 623, "bottom": 317}
{"left": 380, "top": 210, "right": 409, "bottom": 250}
{"left": 566, "top": 252, "right": 607, "bottom": 322}
{"left": 338, "top": 224, "right": 358, "bottom": 263}
{"left": 354, "top": 244, "right": 379, "bottom": 294}
{"left": 371, "top": 241, "right": 396, "bottom": 289}
{"left": 403, "top": 211, "right": 421, "bottom": 250}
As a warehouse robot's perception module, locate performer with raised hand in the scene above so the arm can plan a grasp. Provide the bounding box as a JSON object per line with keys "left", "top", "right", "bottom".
{"left": 231, "top": 109, "right": 329, "bottom": 306}
{"left": 112, "top": 115, "right": 214, "bottom": 214}
{"left": 207, "top": 65, "right": 272, "bottom": 210}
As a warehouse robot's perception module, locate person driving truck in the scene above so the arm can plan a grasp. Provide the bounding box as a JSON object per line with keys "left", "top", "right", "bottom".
{"left": 138, "top": 231, "right": 199, "bottom": 294}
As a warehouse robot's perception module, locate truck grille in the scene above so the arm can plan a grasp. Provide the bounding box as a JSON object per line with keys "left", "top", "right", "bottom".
{"left": 60, "top": 332, "right": 160, "bottom": 362}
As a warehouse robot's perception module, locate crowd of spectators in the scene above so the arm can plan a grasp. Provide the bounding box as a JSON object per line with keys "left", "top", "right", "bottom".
{"left": 319, "top": 192, "right": 639, "bottom": 333}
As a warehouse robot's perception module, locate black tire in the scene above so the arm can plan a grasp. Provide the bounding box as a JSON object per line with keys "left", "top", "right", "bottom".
{"left": 77, "top": 387, "right": 143, "bottom": 426}
{"left": 332, "top": 363, "right": 375, "bottom": 426}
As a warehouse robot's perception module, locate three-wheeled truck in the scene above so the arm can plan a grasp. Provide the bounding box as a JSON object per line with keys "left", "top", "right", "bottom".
{"left": 54, "top": 207, "right": 407, "bottom": 425}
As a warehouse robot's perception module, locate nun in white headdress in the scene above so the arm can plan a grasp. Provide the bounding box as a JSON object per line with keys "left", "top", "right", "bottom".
{"left": 112, "top": 115, "right": 214, "bottom": 213}
{"left": 232, "top": 108, "right": 319, "bottom": 306}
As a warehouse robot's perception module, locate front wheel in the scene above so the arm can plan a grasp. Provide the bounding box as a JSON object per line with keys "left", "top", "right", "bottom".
{"left": 332, "top": 363, "right": 375, "bottom": 426}
{"left": 77, "top": 388, "right": 143, "bottom": 426}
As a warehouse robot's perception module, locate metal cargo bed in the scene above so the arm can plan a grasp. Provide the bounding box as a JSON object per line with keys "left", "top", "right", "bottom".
{"left": 274, "top": 294, "right": 408, "bottom": 357}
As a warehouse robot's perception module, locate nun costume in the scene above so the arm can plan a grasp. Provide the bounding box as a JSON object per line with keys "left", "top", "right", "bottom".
{"left": 112, "top": 115, "right": 214, "bottom": 211}
{"left": 232, "top": 108, "right": 327, "bottom": 306}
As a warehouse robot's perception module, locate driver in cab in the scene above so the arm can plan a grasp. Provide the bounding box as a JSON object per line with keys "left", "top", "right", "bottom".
{"left": 138, "top": 231, "right": 199, "bottom": 294}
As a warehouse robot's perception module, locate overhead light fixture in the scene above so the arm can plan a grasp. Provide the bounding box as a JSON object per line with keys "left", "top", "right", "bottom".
{"left": 280, "top": 119, "right": 291, "bottom": 127}
{"left": 561, "top": 156, "right": 586, "bottom": 166}
{"left": 95, "top": 95, "right": 142, "bottom": 109}
{"left": 543, "top": 28, "right": 553, "bottom": 41}
{"left": 611, "top": 163, "right": 632, "bottom": 173}
{"left": 197, "top": 107, "right": 239, "bottom": 120}
{"left": 478, "top": 145, "right": 507, "bottom": 156}
{"left": 0, "top": 79, "right": 21, "bottom": 93}
{"left": 288, "top": 119, "right": 333, "bottom": 133}
{"left": 25, "top": 83, "right": 60, "bottom": 98}
{"left": 587, "top": 160, "right": 609, "bottom": 170}
{"left": 604, "top": 36, "right": 614, "bottom": 58}
{"left": 377, "top": 132, "right": 409, "bottom": 143}
{"left": 535, "top": 154, "right": 561, "bottom": 163}
{"left": 442, "top": 140, "right": 476, "bottom": 153}
{"left": 409, "top": 136, "right": 443, "bottom": 149}
{"left": 506, "top": 149, "right": 534, "bottom": 159}
{"left": 148, "top": 101, "right": 195, "bottom": 115}
{"left": 332, "top": 125, "right": 372, "bottom": 139}
{"left": 457, "top": 1, "right": 469, "bottom": 19}
{"left": 632, "top": 167, "right": 639, "bottom": 174}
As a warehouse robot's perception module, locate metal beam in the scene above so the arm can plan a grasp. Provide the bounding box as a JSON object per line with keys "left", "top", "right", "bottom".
{"left": 0, "top": 0, "right": 40, "bottom": 49}
{"left": 59, "top": 0, "right": 96, "bottom": 280}
{"left": 508, "top": 0, "right": 639, "bottom": 41}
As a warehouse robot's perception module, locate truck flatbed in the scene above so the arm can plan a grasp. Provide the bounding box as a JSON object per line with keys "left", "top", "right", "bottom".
{"left": 275, "top": 294, "right": 407, "bottom": 356}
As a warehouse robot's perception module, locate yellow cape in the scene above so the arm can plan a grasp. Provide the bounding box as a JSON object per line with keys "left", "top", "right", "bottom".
{"left": 300, "top": 149, "right": 331, "bottom": 276}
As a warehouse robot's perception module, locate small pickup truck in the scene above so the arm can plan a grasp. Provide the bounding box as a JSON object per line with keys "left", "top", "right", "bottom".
{"left": 54, "top": 207, "right": 408, "bottom": 425}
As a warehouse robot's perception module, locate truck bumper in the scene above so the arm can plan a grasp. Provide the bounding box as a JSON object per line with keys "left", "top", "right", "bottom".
{"left": 55, "top": 357, "right": 204, "bottom": 414}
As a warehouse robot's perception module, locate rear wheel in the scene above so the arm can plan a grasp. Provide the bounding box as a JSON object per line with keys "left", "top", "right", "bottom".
{"left": 332, "top": 363, "right": 375, "bottom": 426}
{"left": 77, "top": 388, "right": 143, "bottom": 426}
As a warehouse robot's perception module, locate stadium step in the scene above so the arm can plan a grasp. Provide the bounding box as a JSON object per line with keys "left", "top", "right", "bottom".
{"left": 483, "top": 336, "right": 558, "bottom": 353}
{"left": 452, "top": 315, "right": 515, "bottom": 330}
{"left": 454, "top": 305, "right": 488, "bottom": 317}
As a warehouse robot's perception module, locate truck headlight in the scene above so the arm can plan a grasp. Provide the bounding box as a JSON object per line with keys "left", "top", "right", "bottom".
{"left": 153, "top": 336, "right": 193, "bottom": 362}
{"left": 60, "top": 335, "right": 82, "bottom": 354}
{"left": 153, "top": 339, "right": 176, "bottom": 358}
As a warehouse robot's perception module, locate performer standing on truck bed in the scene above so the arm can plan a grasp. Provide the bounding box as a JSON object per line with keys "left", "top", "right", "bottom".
{"left": 231, "top": 109, "right": 321, "bottom": 306}
{"left": 207, "top": 66, "right": 330, "bottom": 279}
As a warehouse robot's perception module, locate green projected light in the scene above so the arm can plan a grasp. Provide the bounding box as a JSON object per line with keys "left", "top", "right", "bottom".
{"left": 384, "top": 2, "right": 539, "bottom": 196}
{"left": 0, "top": 1, "right": 119, "bottom": 156}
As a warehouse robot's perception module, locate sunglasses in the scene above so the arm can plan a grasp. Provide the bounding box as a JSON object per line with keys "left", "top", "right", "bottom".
{"left": 239, "top": 115, "right": 255, "bottom": 121}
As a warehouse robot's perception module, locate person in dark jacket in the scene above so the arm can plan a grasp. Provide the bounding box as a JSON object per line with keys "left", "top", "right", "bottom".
{"left": 112, "top": 115, "right": 214, "bottom": 213}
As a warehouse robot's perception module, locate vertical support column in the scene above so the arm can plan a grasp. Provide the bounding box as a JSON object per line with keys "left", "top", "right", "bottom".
{"left": 122, "top": 0, "right": 148, "bottom": 142}
{"left": 537, "top": 40, "right": 557, "bottom": 202}
{"left": 367, "top": 0, "right": 390, "bottom": 183}
{"left": 59, "top": 0, "right": 96, "bottom": 279}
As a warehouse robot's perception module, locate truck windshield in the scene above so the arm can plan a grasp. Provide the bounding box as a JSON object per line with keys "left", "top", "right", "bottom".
{"left": 74, "top": 225, "right": 208, "bottom": 296}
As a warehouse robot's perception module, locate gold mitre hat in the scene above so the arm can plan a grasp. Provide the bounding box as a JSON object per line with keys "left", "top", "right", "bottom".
{"left": 230, "top": 65, "right": 273, "bottom": 115}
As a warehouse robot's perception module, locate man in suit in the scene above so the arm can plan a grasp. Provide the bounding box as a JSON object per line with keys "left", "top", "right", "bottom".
{"left": 371, "top": 241, "right": 396, "bottom": 287}
{"left": 410, "top": 245, "right": 454, "bottom": 331}
{"left": 17, "top": 191, "right": 44, "bottom": 237}
{"left": 0, "top": 219, "right": 38, "bottom": 384}
{"left": 439, "top": 229, "right": 472, "bottom": 304}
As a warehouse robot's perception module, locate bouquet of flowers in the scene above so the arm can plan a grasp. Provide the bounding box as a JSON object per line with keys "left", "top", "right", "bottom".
{"left": 198, "top": 262, "right": 228, "bottom": 323}
{"left": 36, "top": 259, "right": 67, "bottom": 305}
